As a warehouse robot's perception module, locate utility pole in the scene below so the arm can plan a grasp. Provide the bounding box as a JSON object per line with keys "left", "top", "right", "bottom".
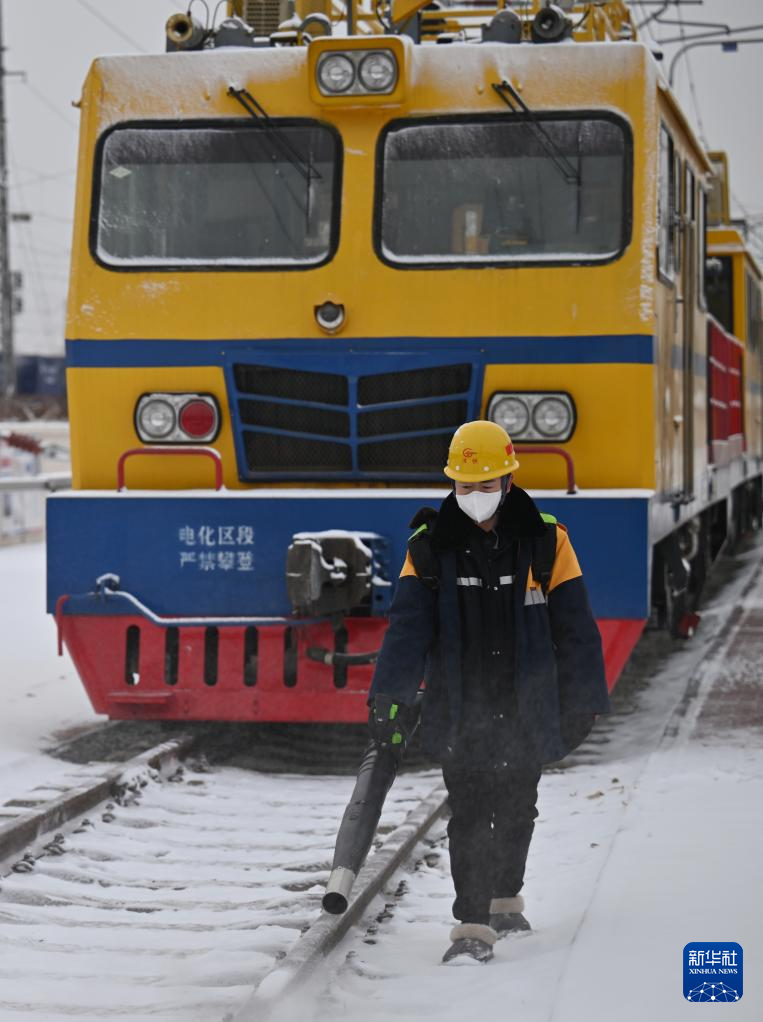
{"left": 0, "top": 0, "right": 14, "bottom": 398}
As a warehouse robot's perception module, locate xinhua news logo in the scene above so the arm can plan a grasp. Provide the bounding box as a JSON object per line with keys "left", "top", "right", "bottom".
{"left": 684, "top": 943, "right": 743, "bottom": 1002}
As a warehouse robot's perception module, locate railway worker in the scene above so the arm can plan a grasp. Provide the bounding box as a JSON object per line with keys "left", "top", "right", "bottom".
{"left": 367, "top": 420, "right": 610, "bottom": 964}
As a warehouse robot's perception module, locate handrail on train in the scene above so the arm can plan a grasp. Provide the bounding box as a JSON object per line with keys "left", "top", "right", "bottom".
{"left": 514, "top": 446, "right": 577, "bottom": 494}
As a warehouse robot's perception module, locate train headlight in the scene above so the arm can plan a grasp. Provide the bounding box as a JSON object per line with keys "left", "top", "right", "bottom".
{"left": 488, "top": 392, "right": 575, "bottom": 442}
{"left": 309, "top": 39, "right": 407, "bottom": 104}
{"left": 138, "top": 398, "right": 175, "bottom": 439}
{"left": 532, "top": 397, "right": 574, "bottom": 439}
{"left": 358, "top": 51, "right": 397, "bottom": 93}
{"left": 317, "top": 54, "right": 356, "bottom": 95}
{"left": 135, "top": 393, "right": 220, "bottom": 444}
{"left": 490, "top": 396, "right": 530, "bottom": 437}
{"left": 314, "top": 47, "right": 400, "bottom": 98}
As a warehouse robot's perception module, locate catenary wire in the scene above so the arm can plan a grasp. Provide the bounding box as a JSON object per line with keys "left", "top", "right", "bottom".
{"left": 676, "top": 2, "right": 709, "bottom": 147}
{"left": 75, "top": 0, "right": 149, "bottom": 53}
{"left": 22, "top": 81, "right": 78, "bottom": 130}
{"left": 9, "top": 168, "right": 76, "bottom": 191}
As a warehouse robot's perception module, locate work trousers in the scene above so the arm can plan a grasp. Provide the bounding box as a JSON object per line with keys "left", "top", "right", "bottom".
{"left": 442, "top": 762, "right": 542, "bottom": 925}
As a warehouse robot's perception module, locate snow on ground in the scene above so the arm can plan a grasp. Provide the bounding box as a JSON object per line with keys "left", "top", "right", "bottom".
{"left": 307, "top": 737, "right": 761, "bottom": 1022}
{"left": 0, "top": 541, "right": 103, "bottom": 804}
{"left": 0, "top": 540, "right": 441, "bottom": 1022}
{"left": 0, "top": 763, "right": 440, "bottom": 1022}
{"left": 295, "top": 551, "right": 763, "bottom": 1022}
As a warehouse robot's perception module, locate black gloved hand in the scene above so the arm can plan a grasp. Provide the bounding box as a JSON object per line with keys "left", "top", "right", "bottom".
{"left": 368, "top": 694, "right": 418, "bottom": 754}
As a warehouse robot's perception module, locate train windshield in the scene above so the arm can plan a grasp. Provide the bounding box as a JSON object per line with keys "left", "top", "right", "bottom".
{"left": 378, "top": 116, "right": 629, "bottom": 266}
{"left": 94, "top": 123, "right": 339, "bottom": 268}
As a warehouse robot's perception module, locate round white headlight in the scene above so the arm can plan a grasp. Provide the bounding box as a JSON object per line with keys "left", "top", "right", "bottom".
{"left": 490, "top": 396, "right": 530, "bottom": 437}
{"left": 532, "top": 396, "right": 573, "bottom": 438}
{"left": 317, "top": 54, "right": 356, "bottom": 95}
{"left": 138, "top": 398, "right": 176, "bottom": 439}
{"left": 358, "top": 51, "right": 397, "bottom": 93}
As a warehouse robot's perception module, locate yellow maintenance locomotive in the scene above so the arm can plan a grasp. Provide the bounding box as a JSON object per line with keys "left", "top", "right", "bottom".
{"left": 47, "top": 1, "right": 763, "bottom": 722}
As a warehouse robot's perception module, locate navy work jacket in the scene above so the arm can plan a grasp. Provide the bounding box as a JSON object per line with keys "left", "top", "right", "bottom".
{"left": 369, "top": 486, "right": 611, "bottom": 765}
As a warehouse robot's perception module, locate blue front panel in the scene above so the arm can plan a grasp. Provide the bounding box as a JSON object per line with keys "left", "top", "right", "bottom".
{"left": 47, "top": 493, "right": 650, "bottom": 620}
{"left": 534, "top": 496, "right": 650, "bottom": 618}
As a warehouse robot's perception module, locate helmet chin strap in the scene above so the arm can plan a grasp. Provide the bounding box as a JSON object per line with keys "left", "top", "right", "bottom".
{"left": 496, "top": 473, "right": 513, "bottom": 511}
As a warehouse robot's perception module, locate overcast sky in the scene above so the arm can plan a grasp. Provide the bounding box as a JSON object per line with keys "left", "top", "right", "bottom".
{"left": 5, "top": 0, "right": 763, "bottom": 356}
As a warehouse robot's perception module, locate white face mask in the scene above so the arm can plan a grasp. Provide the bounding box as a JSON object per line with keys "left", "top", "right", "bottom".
{"left": 455, "top": 488, "right": 502, "bottom": 524}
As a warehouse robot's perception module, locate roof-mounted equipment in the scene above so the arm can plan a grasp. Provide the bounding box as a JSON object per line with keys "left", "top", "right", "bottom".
{"left": 299, "top": 13, "right": 333, "bottom": 38}
{"left": 165, "top": 13, "right": 206, "bottom": 51}
{"left": 214, "top": 16, "right": 255, "bottom": 47}
{"left": 531, "top": 2, "right": 572, "bottom": 44}
{"left": 482, "top": 9, "right": 522, "bottom": 45}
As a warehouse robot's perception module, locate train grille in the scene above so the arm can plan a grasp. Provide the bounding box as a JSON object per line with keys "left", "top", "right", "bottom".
{"left": 241, "top": 0, "right": 284, "bottom": 36}
{"left": 231, "top": 361, "right": 474, "bottom": 479}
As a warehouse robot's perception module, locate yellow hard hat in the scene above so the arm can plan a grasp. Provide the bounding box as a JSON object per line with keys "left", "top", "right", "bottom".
{"left": 443, "top": 420, "right": 520, "bottom": 482}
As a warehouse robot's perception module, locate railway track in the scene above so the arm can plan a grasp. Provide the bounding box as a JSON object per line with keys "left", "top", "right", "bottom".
{"left": 0, "top": 740, "right": 440, "bottom": 1021}
{"left": 1, "top": 536, "right": 761, "bottom": 1022}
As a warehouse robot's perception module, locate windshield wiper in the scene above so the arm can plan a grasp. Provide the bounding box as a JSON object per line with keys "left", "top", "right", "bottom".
{"left": 227, "top": 86, "right": 321, "bottom": 184}
{"left": 492, "top": 80, "right": 580, "bottom": 186}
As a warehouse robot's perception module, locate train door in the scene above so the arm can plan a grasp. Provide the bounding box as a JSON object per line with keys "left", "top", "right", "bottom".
{"left": 657, "top": 124, "right": 678, "bottom": 499}
{"left": 744, "top": 267, "right": 763, "bottom": 460}
{"left": 681, "top": 164, "right": 696, "bottom": 498}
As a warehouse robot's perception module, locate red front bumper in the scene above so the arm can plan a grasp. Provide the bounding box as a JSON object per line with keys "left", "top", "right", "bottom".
{"left": 59, "top": 608, "right": 641, "bottom": 721}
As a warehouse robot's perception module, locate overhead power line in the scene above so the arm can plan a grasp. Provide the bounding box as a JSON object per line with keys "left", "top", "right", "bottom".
{"left": 75, "top": 0, "right": 148, "bottom": 54}
{"left": 9, "top": 168, "right": 76, "bottom": 190}
{"left": 669, "top": 36, "right": 763, "bottom": 85}
{"left": 655, "top": 20, "right": 763, "bottom": 47}
{"left": 631, "top": 1, "right": 704, "bottom": 33}
{"left": 22, "top": 80, "right": 78, "bottom": 130}
{"left": 676, "top": 2, "right": 708, "bottom": 147}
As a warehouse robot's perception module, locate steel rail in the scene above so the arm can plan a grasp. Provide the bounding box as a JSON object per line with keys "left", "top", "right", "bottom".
{"left": 231, "top": 781, "right": 448, "bottom": 1022}
{"left": 0, "top": 734, "right": 196, "bottom": 870}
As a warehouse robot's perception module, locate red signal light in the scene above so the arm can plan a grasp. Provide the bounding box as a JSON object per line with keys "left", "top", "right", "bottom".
{"left": 179, "top": 399, "right": 217, "bottom": 439}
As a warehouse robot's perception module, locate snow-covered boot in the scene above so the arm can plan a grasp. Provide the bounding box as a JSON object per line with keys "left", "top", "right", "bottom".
{"left": 489, "top": 896, "right": 531, "bottom": 937}
{"left": 441, "top": 923, "right": 497, "bottom": 965}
